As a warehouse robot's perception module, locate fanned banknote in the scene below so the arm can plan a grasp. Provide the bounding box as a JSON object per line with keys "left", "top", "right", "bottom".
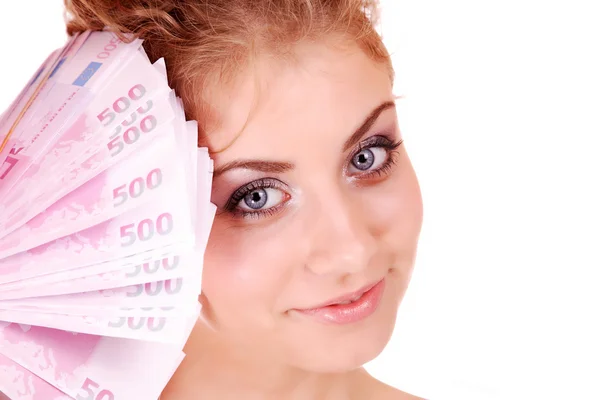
{"left": 0, "top": 30, "right": 214, "bottom": 400}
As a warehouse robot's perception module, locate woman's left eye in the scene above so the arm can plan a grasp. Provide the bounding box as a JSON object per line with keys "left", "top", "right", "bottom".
{"left": 348, "top": 147, "right": 388, "bottom": 173}
{"left": 347, "top": 135, "right": 402, "bottom": 176}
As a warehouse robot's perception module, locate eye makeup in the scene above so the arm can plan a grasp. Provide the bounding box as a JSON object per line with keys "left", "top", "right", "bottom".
{"left": 346, "top": 134, "right": 403, "bottom": 181}
{"left": 222, "top": 178, "right": 291, "bottom": 220}
{"left": 219, "top": 131, "right": 403, "bottom": 220}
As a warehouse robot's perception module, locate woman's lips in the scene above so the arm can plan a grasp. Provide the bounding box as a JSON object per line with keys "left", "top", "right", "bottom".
{"left": 294, "top": 278, "right": 386, "bottom": 325}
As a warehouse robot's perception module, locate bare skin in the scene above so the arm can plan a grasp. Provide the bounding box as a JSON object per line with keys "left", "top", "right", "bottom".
{"left": 161, "top": 39, "right": 424, "bottom": 400}
{"left": 162, "top": 321, "right": 425, "bottom": 399}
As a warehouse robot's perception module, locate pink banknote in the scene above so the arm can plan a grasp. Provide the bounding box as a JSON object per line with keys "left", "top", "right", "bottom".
{"left": 39, "top": 51, "right": 171, "bottom": 187}
{"left": 0, "top": 246, "right": 191, "bottom": 299}
{"left": 0, "top": 195, "right": 195, "bottom": 287}
{"left": 0, "top": 130, "right": 187, "bottom": 259}
{"left": 0, "top": 353, "right": 71, "bottom": 399}
{"left": 0, "top": 30, "right": 139, "bottom": 200}
{"left": 0, "top": 83, "right": 177, "bottom": 239}
{"left": 5, "top": 49, "right": 173, "bottom": 211}
{"left": 0, "top": 84, "right": 93, "bottom": 201}
{"left": 0, "top": 268, "right": 203, "bottom": 316}
{"left": 0, "top": 32, "right": 89, "bottom": 145}
{"left": 0, "top": 305, "right": 198, "bottom": 343}
{"left": 0, "top": 29, "right": 212, "bottom": 399}
{"left": 0, "top": 198, "right": 214, "bottom": 301}
{"left": 0, "top": 322, "right": 190, "bottom": 399}
{"left": 0, "top": 149, "right": 212, "bottom": 295}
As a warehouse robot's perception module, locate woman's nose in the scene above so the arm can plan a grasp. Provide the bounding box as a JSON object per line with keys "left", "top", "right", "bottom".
{"left": 303, "top": 189, "right": 377, "bottom": 277}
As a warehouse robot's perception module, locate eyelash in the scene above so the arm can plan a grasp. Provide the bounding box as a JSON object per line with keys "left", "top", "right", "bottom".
{"left": 223, "top": 179, "right": 289, "bottom": 219}
{"left": 224, "top": 134, "right": 403, "bottom": 220}
{"left": 349, "top": 135, "right": 403, "bottom": 180}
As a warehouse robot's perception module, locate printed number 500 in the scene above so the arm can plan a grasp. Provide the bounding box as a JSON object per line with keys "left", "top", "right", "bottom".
{"left": 76, "top": 378, "right": 115, "bottom": 400}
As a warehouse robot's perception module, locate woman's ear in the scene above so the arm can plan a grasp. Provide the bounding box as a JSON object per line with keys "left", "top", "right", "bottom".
{"left": 197, "top": 292, "right": 218, "bottom": 332}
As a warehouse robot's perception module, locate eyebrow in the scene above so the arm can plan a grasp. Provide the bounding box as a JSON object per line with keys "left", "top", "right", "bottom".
{"left": 342, "top": 100, "right": 396, "bottom": 152}
{"left": 213, "top": 160, "right": 294, "bottom": 178}
{"left": 212, "top": 100, "right": 396, "bottom": 178}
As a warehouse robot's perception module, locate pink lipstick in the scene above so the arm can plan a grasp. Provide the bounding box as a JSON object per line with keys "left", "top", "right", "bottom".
{"left": 295, "top": 279, "right": 385, "bottom": 325}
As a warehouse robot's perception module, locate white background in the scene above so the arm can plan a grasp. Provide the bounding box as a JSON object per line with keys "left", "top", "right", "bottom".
{"left": 1, "top": 1, "right": 599, "bottom": 399}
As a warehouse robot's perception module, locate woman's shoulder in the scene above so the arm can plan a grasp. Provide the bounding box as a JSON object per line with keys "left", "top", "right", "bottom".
{"left": 350, "top": 368, "right": 426, "bottom": 400}
{"left": 370, "top": 380, "right": 425, "bottom": 400}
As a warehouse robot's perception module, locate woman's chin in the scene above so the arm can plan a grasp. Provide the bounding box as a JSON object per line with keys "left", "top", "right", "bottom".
{"left": 285, "top": 298, "right": 399, "bottom": 373}
{"left": 291, "top": 326, "right": 395, "bottom": 373}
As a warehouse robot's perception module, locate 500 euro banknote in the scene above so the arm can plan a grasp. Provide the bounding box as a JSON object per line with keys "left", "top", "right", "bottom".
{"left": 0, "top": 193, "right": 195, "bottom": 286}
{"left": 0, "top": 29, "right": 212, "bottom": 400}
{"left": 8, "top": 49, "right": 174, "bottom": 212}
{"left": 0, "top": 322, "right": 191, "bottom": 399}
{"left": 0, "top": 32, "right": 89, "bottom": 142}
{"left": 0, "top": 353, "right": 72, "bottom": 400}
{"left": 0, "top": 83, "right": 178, "bottom": 239}
{"left": 0, "top": 147, "right": 213, "bottom": 297}
{"left": 0, "top": 129, "right": 188, "bottom": 259}
{"left": 0, "top": 304, "right": 198, "bottom": 343}
{"left": 0, "top": 31, "right": 143, "bottom": 202}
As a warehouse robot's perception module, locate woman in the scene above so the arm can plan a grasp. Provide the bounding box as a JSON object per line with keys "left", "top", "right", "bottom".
{"left": 65, "top": 0, "right": 425, "bottom": 398}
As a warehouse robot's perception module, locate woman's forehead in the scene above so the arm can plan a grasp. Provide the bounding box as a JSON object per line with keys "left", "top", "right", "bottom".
{"left": 203, "top": 42, "right": 393, "bottom": 159}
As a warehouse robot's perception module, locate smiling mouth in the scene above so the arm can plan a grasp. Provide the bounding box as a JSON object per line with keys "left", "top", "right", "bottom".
{"left": 302, "top": 280, "right": 382, "bottom": 310}
{"left": 292, "top": 278, "right": 386, "bottom": 325}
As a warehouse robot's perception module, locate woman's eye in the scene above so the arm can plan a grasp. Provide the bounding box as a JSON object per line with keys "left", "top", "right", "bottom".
{"left": 237, "top": 187, "right": 286, "bottom": 212}
{"left": 348, "top": 146, "right": 388, "bottom": 173}
{"left": 224, "top": 178, "right": 291, "bottom": 219}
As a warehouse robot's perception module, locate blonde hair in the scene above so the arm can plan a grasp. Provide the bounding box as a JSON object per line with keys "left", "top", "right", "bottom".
{"left": 64, "top": 0, "right": 393, "bottom": 141}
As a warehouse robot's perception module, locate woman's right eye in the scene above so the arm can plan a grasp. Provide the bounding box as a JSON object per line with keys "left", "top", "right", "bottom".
{"left": 225, "top": 178, "right": 291, "bottom": 218}
{"left": 237, "top": 187, "right": 286, "bottom": 211}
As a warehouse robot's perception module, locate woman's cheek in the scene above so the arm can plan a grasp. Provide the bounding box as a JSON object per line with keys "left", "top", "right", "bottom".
{"left": 357, "top": 162, "right": 423, "bottom": 245}
{"left": 202, "top": 221, "right": 298, "bottom": 316}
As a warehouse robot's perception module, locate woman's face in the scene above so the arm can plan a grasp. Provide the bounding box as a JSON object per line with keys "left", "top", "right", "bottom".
{"left": 201, "top": 40, "right": 423, "bottom": 372}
